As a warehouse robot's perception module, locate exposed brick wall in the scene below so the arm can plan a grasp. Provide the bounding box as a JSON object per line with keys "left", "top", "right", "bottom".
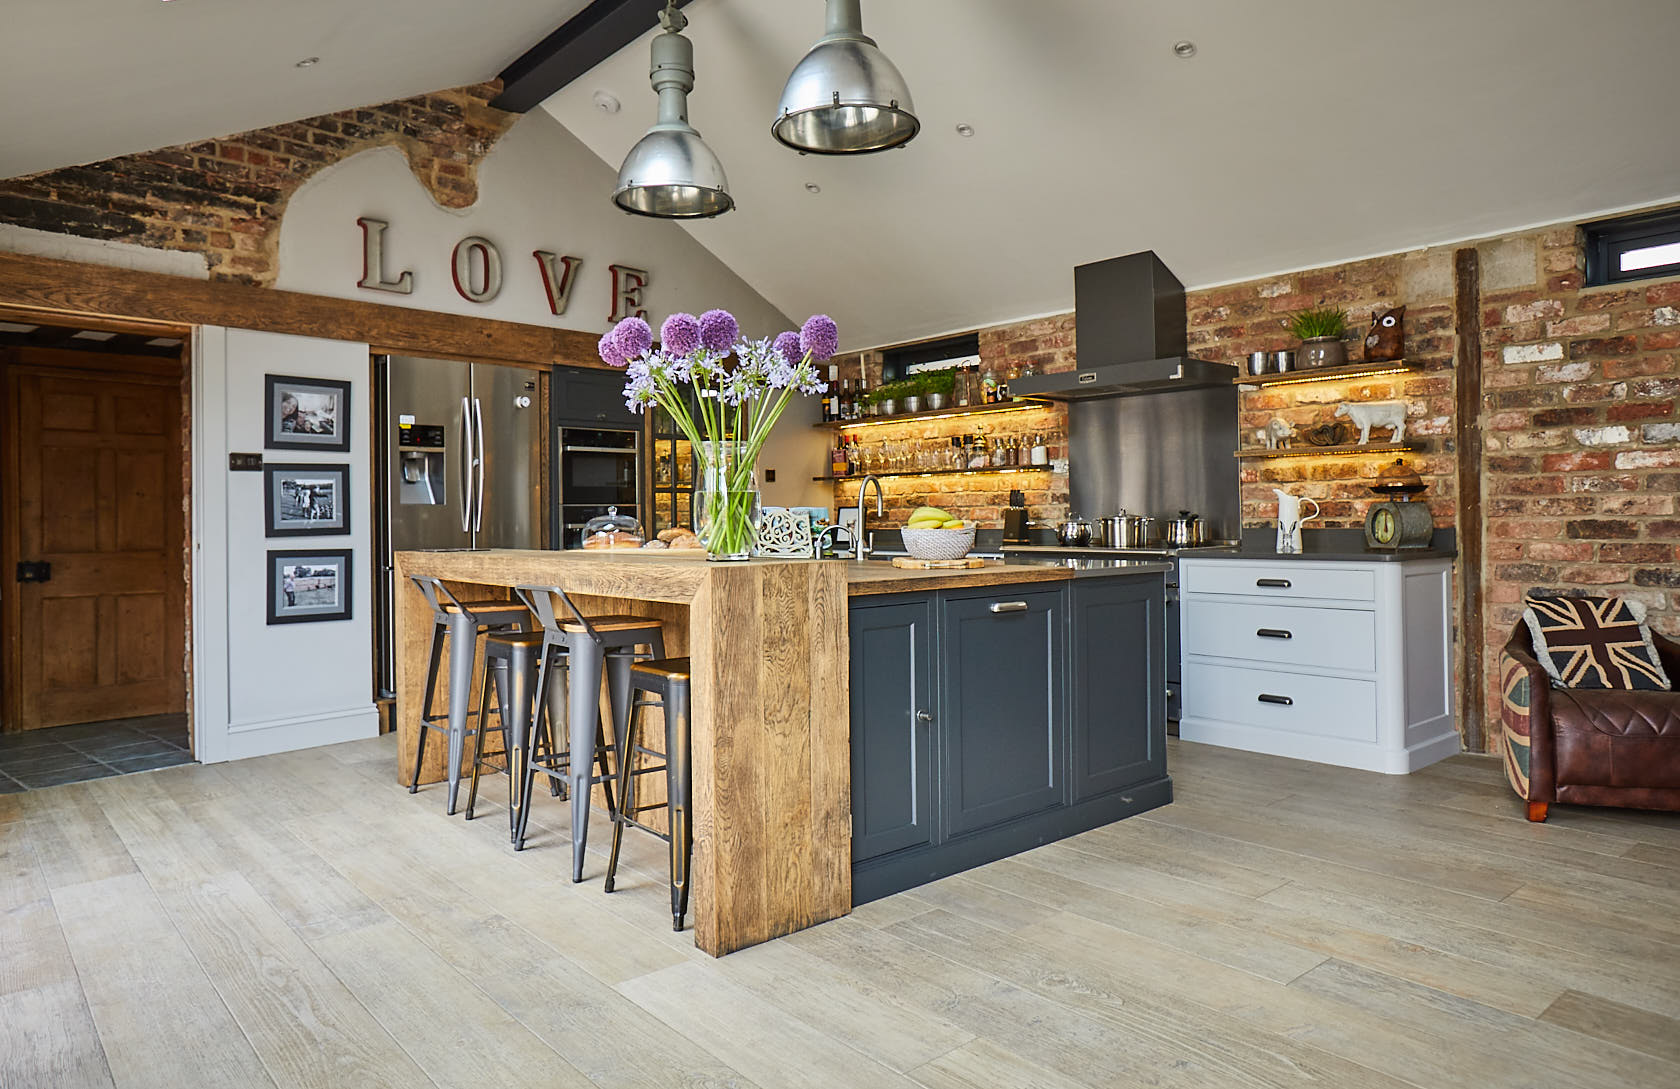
{"left": 1187, "top": 256, "right": 1460, "bottom": 530}
{"left": 0, "top": 82, "right": 514, "bottom": 284}
{"left": 1478, "top": 229, "right": 1680, "bottom": 733}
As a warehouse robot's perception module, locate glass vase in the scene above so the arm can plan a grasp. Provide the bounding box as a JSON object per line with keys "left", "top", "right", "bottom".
{"left": 694, "top": 444, "right": 762, "bottom": 561}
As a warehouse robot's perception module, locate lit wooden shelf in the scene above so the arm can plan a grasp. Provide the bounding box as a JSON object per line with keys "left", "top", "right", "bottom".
{"left": 813, "top": 399, "right": 1055, "bottom": 430}
{"left": 1234, "top": 442, "right": 1417, "bottom": 460}
{"left": 1235, "top": 359, "right": 1414, "bottom": 388}
{"left": 815, "top": 465, "right": 1052, "bottom": 483}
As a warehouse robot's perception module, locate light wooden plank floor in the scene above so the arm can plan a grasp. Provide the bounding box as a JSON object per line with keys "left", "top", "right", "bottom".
{"left": 3, "top": 734, "right": 1679, "bottom": 1089}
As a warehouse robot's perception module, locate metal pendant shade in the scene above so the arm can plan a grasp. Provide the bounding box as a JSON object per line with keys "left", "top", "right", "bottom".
{"left": 773, "top": 0, "right": 918, "bottom": 154}
{"left": 613, "top": 3, "right": 732, "bottom": 218}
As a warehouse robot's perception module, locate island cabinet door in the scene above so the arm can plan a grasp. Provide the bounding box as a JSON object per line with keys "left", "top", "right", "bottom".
{"left": 849, "top": 598, "right": 937, "bottom": 862}
{"left": 1070, "top": 578, "right": 1166, "bottom": 801}
{"left": 938, "top": 587, "right": 1066, "bottom": 837}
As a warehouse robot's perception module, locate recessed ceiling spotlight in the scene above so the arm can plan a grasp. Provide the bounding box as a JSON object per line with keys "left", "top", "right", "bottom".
{"left": 804, "top": 182, "right": 822, "bottom": 194}
{"left": 295, "top": 56, "right": 319, "bottom": 68}
{"left": 955, "top": 123, "right": 975, "bottom": 138}
{"left": 1172, "top": 40, "right": 1197, "bottom": 59}
{"left": 591, "top": 90, "right": 621, "bottom": 115}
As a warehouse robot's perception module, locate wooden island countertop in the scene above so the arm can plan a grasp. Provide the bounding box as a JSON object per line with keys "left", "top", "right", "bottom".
{"left": 392, "top": 549, "right": 1167, "bottom": 956}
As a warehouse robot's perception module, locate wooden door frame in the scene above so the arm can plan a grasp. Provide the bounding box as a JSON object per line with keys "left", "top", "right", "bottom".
{"left": 0, "top": 343, "right": 193, "bottom": 736}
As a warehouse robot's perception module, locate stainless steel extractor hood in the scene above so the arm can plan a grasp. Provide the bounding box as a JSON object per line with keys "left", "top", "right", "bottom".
{"left": 1010, "top": 251, "right": 1235, "bottom": 400}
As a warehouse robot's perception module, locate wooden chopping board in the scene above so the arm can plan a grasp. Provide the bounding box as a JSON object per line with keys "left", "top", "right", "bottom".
{"left": 890, "top": 556, "right": 987, "bottom": 569}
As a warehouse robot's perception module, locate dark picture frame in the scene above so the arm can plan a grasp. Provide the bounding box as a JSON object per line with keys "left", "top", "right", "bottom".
{"left": 263, "top": 463, "right": 350, "bottom": 537}
{"left": 265, "top": 374, "right": 351, "bottom": 451}
{"left": 266, "top": 549, "right": 353, "bottom": 624}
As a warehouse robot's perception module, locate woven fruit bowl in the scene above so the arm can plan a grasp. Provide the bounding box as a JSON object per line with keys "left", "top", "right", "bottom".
{"left": 901, "top": 526, "right": 977, "bottom": 561}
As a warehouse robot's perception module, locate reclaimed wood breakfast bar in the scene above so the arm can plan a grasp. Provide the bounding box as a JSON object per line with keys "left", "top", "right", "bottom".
{"left": 393, "top": 549, "right": 1172, "bottom": 956}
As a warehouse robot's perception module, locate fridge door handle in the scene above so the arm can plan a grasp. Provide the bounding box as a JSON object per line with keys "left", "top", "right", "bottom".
{"left": 460, "top": 396, "right": 473, "bottom": 533}
{"left": 473, "top": 397, "right": 486, "bottom": 534}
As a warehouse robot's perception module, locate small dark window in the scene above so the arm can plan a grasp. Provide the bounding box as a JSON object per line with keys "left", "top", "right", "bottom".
{"left": 1585, "top": 209, "right": 1680, "bottom": 286}
{"left": 880, "top": 332, "right": 980, "bottom": 383}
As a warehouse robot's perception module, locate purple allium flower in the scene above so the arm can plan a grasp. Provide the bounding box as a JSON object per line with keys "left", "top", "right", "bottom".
{"left": 772, "top": 330, "right": 803, "bottom": 366}
{"left": 615, "top": 316, "right": 653, "bottom": 360}
{"left": 800, "top": 314, "right": 838, "bottom": 362}
{"left": 597, "top": 324, "right": 625, "bottom": 367}
{"left": 698, "top": 309, "right": 739, "bottom": 352}
{"left": 660, "top": 312, "right": 701, "bottom": 356}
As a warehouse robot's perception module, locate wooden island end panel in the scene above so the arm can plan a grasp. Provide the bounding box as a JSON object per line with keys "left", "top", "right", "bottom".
{"left": 689, "top": 560, "right": 850, "bottom": 954}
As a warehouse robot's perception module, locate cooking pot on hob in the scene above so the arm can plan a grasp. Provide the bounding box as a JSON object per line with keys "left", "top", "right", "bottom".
{"left": 1164, "top": 511, "right": 1206, "bottom": 548}
{"left": 1045, "top": 517, "right": 1092, "bottom": 547}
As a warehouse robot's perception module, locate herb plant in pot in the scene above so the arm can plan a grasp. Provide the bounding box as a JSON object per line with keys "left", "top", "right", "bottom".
{"left": 1289, "top": 305, "right": 1349, "bottom": 369}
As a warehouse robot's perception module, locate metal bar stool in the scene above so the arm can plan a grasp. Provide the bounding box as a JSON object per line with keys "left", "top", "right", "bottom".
{"left": 462, "top": 631, "right": 565, "bottom": 835}
{"left": 408, "top": 576, "right": 527, "bottom": 815}
{"left": 512, "top": 585, "right": 665, "bottom": 881}
{"left": 603, "top": 657, "right": 694, "bottom": 932}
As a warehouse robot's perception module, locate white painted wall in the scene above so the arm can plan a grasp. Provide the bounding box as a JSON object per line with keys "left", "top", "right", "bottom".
{"left": 275, "top": 110, "right": 789, "bottom": 340}
{"left": 192, "top": 326, "right": 378, "bottom": 762}
{"left": 0, "top": 223, "right": 209, "bottom": 278}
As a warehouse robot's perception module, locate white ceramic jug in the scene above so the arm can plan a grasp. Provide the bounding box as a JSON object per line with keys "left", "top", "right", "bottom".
{"left": 1273, "top": 488, "right": 1320, "bottom": 553}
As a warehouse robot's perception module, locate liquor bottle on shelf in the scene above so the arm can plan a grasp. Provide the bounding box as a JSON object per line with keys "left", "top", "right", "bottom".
{"left": 981, "top": 364, "right": 999, "bottom": 404}
{"left": 839, "top": 378, "right": 852, "bottom": 421}
{"left": 969, "top": 430, "right": 989, "bottom": 470}
{"left": 831, "top": 436, "right": 847, "bottom": 477}
{"left": 1030, "top": 432, "right": 1049, "bottom": 466}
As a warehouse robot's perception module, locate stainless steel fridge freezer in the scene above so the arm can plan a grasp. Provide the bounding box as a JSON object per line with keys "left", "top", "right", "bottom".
{"left": 373, "top": 354, "right": 543, "bottom": 698}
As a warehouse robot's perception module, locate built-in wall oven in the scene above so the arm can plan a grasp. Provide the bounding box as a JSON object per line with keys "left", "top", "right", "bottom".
{"left": 557, "top": 427, "right": 640, "bottom": 548}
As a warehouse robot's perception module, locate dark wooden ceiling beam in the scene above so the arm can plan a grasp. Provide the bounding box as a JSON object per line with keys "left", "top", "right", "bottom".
{"left": 492, "top": 0, "right": 692, "bottom": 114}
{"left": 0, "top": 251, "right": 603, "bottom": 369}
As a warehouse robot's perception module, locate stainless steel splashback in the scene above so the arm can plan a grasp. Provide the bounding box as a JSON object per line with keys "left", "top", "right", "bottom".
{"left": 1067, "top": 384, "right": 1239, "bottom": 540}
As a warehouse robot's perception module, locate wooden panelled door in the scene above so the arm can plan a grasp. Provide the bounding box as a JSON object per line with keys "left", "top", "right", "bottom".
{"left": 3, "top": 357, "right": 186, "bottom": 730}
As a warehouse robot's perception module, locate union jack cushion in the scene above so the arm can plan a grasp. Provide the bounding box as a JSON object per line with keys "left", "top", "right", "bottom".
{"left": 1522, "top": 594, "right": 1672, "bottom": 692}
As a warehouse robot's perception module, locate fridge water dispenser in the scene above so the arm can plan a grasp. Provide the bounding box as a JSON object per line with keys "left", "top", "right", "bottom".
{"left": 397, "top": 422, "right": 446, "bottom": 505}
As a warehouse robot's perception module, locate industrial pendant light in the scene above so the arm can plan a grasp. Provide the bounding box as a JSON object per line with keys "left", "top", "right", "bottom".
{"left": 612, "top": 0, "right": 733, "bottom": 218}
{"left": 772, "top": 0, "right": 919, "bottom": 155}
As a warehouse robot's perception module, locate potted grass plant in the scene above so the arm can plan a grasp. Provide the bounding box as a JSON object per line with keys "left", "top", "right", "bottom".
{"left": 1288, "top": 305, "right": 1349, "bottom": 369}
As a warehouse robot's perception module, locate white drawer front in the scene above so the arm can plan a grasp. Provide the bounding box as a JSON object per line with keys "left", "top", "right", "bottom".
{"left": 1182, "top": 661, "right": 1377, "bottom": 742}
{"left": 1184, "top": 600, "right": 1376, "bottom": 673}
{"left": 1182, "top": 561, "right": 1376, "bottom": 603}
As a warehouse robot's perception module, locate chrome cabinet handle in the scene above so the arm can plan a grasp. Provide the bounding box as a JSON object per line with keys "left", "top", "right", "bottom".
{"left": 989, "top": 601, "right": 1029, "bottom": 613}
{"left": 459, "top": 396, "right": 473, "bottom": 533}
{"left": 1256, "top": 628, "right": 1293, "bottom": 639}
{"left": 1256, "top": 578, "right": 1292, "bottom": 588}
{"left": 1258, "top": 693, "right": 1294, "bottom": 706}
{"left": 915, "top": 710, "right": 932, "bottom": 723}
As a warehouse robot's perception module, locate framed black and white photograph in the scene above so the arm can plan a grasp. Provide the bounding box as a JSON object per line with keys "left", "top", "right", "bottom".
{"left": 266, "top": 549, "right": 352, "bottom": 624}
{"left": 264, "top": 463, "right": 350, "bottom": 537}
{"left": 265, "top": 374, "right": 351, "bottom": 451}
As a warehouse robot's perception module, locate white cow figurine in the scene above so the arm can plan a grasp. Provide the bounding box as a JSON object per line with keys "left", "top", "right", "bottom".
{"left": 1335, "top": 400, "right": 1407, "bottom": 444}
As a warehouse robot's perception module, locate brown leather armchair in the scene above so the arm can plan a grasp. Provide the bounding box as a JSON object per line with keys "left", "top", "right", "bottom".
{"left": 1500, "top": 620, "right": 1680, "bottom": 821}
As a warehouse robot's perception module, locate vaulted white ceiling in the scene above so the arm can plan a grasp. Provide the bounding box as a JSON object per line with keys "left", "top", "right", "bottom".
{"left": 542, "top": 0, "right": 1680, "bottom": 348}
{"left": 5, "top": 1, "right": 1679, "bottom": 353}
{"left": 0, "top": 0, "right": 589, "bottom": 178}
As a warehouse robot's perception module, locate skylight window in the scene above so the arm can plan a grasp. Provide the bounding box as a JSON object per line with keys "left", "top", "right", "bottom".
{"left": 1585, "top": 209, "right": 1680, "bottom": 286}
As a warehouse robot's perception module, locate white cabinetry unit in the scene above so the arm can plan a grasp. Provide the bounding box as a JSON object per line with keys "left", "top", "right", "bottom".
{"left": 1178, "top": 557, "right": 1458, "bottom": 774}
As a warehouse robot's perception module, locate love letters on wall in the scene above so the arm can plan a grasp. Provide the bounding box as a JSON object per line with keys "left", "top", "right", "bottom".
{"left": 355, "top": 217, "right": 649, "bottom": 322}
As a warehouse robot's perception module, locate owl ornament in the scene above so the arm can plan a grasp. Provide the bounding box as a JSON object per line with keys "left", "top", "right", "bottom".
{"left": 1363, "top": 305, "right": 1405, "bottom": 361}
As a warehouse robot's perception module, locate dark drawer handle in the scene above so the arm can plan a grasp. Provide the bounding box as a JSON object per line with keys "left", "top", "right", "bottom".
{"left": 1256, "top": 578, "right": 1292, "bottom": 588}
{"left": 1258, "top": 693, "right": 1294, "bottom": 706}
{"left": 1256, "top": 628, "right": 1293, "bottom": 640}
